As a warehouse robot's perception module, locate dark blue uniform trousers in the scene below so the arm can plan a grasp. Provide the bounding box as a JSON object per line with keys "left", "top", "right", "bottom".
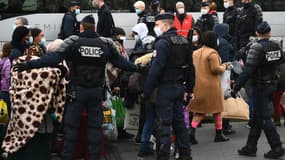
{"left": 155, "top": 83, "right": 191, "bottom": 160}
{"left": 247, "top": 84, "right": 282, "bottom": 149}
{"left": 62, "top": 86, "right": 103, "bottom": 160}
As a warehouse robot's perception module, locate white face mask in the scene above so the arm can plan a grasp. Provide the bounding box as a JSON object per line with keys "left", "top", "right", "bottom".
{"left": 224, "top": 2, "right": 230, "bottom": 9}
{"left": 154, "top": 26, "right": 163, "bottom": 37}
{"left": 201, "top": 9, "right": 209, "bottom": 15}
{"left": 192, "top": 35, "right": 199, "bottom": 42}
{"left": 177, "top": 8, "right": 185, "bottom": 14}
{"left": 119, "top": 36, "right": 126, "bottom": 41}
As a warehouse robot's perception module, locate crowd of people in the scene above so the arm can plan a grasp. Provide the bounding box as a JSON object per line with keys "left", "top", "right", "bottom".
{"left": 0, "top": 0, "right": 284, "bottom": 160}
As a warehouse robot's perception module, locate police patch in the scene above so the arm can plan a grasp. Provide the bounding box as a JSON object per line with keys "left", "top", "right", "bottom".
{"left": 79, "top": 46, "right": 103, "bottom": 57}
{"left": 153, "top": 50, "right": 158, "bottom": 57}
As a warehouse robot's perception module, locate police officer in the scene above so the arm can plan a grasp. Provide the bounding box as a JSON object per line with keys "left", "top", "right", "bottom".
{"left": 236, "top": 0, "right": 263, "bottom": 49}
{"left": 58, "top": 0, "right": 80, "bottom": 39}
{"left": 223, "top": 0, "right": 238, "bottom": 41}
{"left": 146, "top": 0, "right": 161, "bottom": 37}
{"left": 14, "top": 15, "right": 140, "bottom": 160}
{"left": 233, "top": 21, "right": 285, "bottom": 159}
{"left": 144, "top": 13, "right": 194, "bottom": 160}
{"left": 195, "top": 2, "right": 218, "bottom": 34}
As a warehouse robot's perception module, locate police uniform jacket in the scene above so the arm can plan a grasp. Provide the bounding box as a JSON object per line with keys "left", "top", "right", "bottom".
{"left": 97, "top": 4, "right": 114, "bottom": 37}
{"left": 27, "top": 32, "right": 138, "bottom": 87}
{"left": 58, "top": 11, "right": 79, "bottom": 39}
{"left": 236, "top": 3, "right": 262, "bottom": 40}
{"left": 234, "top": 38, "right": 280, "bottom": 91}
{"left": 137, "top": 11, "right": 148, "bottom": 24}
{"left": 146, "top": 11, "right": 160, "bottom": 36}
{"left": 144, "top": 28, "right": 195, "bottom": 98}
{"left": 195, "top": 14, "right": 216, "bottom": 33}
{"left": 223, "top": 6, "right": 238, "bottom": 37}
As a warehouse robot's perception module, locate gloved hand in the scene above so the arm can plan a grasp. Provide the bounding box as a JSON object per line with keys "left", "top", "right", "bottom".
{"left": 136, "top": 63, "right": 148, "bottom": 73}
{"left": 13, "top": 62, "right": 31, "bottom": 72}
{"left": 231, "top": 90, "right": 237, "bottom": 98}
{"left": 56, "top": 65, "right": 68, "bottom": 79}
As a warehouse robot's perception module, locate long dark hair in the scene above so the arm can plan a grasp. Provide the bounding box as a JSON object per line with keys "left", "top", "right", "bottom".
{"left": 31, "top": 28, "right": 42, "bottom": 39}
{"left": 11, "top": 26, "right": 30, "bottom": 53}
{"left": 203, "top": 31, "right": 218, "bottom": 50}
{"left": 188, "top": 27, "right": 203, "bottom": 50}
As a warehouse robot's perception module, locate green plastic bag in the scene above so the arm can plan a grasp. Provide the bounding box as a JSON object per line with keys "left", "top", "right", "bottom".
{"left": 111, "top": 96, "right": 126, "bottom": 128}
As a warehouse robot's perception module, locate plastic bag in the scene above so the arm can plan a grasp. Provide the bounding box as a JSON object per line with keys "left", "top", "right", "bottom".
{"left": 124, "top": 101, "right": 140, "bottom": 130}
{"left": 221, "top": 70, "right": 231, "bottom": 98}
{"left": 111, "top": 96, "right": 126, "bottom": 128}
{"left": 102, "top": 92, "right": 118, "bottom": 141}
{"left": 0, "top": 99, "right": 9, "bottom": 124}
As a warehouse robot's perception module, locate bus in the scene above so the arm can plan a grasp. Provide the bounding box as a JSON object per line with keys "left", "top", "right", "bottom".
{"left": 0, "top": 0, "right": 285, "bottom": 48}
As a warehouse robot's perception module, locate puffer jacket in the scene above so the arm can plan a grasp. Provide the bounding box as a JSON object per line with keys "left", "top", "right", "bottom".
{"left": 0, "top": 57, "right": 11, "bottom": 92}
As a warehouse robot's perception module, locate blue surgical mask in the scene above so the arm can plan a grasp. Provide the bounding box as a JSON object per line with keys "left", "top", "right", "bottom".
{"left": 135, "top": 9, "right": 142, "bottom": 15}
{"left": 40, "top": 37, "right": 46, "bottom": 46}
{"left": 75, "top": 9, "right": 80, "bottom": 15}
{"left": 29, "top": 37, "right": 34, "bottom": 45}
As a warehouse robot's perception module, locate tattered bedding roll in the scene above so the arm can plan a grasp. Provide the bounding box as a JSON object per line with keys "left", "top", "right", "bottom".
{"left": 2, "top": 56, "right": 68, "bottom": 153}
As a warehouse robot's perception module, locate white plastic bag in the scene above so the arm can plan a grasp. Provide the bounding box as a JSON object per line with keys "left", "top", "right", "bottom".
{"left": 221, "top": 70, "right": 231, "bottom": 98}
{"left": 102, "top": 91, "right": 118, "bottom": 141}
{"left": 124, "top": 101, "right": 140, "bottom": 130}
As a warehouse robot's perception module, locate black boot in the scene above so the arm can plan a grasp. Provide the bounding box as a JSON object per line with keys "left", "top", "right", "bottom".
{"left": 117, "top": 128, "right": 134, "bottom": 139}
{"left": 264, "top": 146, "right": 285, "bottom": 159}
{"left": 214, "top": 130, "right": 229, "bottom": 142}
{"left": 238, "top": 145, "right": 257, "bottom": 157}
{"left": 189, "top": 127, "right": 198, "bottom": 145}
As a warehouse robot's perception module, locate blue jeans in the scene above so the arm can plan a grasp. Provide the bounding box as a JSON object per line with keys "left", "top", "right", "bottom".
{"left": 156, "top": 83, "right": 191, "bottom": 160}
{"left": 139, "top": 101, "right": 155, "bottom": 152}
{"left": 247, "top": 84, "right": 282, "bottom": 149}
{"left": 62, "top": 86, "right": 103, "bottom": 160}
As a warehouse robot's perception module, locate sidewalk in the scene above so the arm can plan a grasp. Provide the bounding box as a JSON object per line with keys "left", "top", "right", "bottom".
{"left": 112, "top": 122, "right": 285, "bottom": 160}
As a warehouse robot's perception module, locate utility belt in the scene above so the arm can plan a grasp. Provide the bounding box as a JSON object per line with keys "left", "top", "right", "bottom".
{"left": 67, "top": 84, "right": 103, "bottom": 102}
{"left": 160, "top": 79, "right": 184, "bottom": 85}
{"left": 253, "top": 79, "right": 277, "bottom": 87}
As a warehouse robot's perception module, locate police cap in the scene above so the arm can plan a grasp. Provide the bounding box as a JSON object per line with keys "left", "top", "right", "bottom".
{"left": 155, "top": 13, "right": 174, "bottom": 21}
{"left": 257, "top": 21, "right": 271, "bottom": 34}
{"left": 69, "top": 0, "right": 80, "bottom": 7}
{"left": 81, "top": 15, "right": 95, "bottom": 25}
{"left": 201, "top": 2, "right": 209, "bottom": 7}
{"left": 150, "top": 0, "right": 159, "bottom": 7}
